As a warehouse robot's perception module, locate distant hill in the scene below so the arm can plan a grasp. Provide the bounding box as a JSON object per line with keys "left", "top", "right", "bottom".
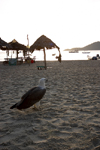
{"left": 64, "top": 41, "right": 100, "bottom": 51}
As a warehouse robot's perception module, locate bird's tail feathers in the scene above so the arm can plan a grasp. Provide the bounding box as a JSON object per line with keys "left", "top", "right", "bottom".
{"left": 10, "top": 103, "right": 17, "bottom": 109}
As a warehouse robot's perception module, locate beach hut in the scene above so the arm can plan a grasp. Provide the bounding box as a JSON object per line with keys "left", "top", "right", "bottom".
{"left": 9, "top": 39, "right": 27, "bottom": 59}
{"left": 30, "top": 35, "right": 61, "bottom": 69}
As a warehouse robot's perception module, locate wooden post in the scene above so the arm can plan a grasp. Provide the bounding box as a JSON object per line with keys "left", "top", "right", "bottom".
{"left": 23, "top": 50, "right": 25, "bottom": 58}
{"left": 16, "top": 50, "right": 18, "bottom": 62}
{"left": 44, "top": 48, "right": 46, "bottom": 70}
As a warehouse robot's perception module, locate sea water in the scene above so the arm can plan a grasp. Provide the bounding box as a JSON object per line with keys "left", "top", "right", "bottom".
{"left": 0, "top": 50, "right": 100, "bottom": 61}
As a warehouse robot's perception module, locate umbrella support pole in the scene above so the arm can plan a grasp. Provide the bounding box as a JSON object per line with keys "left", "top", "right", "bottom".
{"left": 44, "top": 48, "right": 46, "bottom": 70}
{"left": 17, "top": 50, "right": 18, "bottom": 60}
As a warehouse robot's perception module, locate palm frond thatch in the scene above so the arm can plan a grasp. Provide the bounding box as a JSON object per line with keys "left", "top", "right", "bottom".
{"left": 0, "top": 38, "right": 12, "bottom": 50}
{"left": 9, "top": 39, "right": 27, "bottom": 50}
{"left": 30, "top": 35, "right": 60, "bottom": 52}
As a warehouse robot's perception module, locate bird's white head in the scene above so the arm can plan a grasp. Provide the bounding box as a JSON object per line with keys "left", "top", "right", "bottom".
{"left": 38, "top": 78, "right": 47, "bottom": 88}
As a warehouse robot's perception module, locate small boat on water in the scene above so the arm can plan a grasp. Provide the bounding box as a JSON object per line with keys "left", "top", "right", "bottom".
{"left": 69, "top": 50, "right": 79, "bottom": 53}
{"left": 82, "top": 52, "right": 90, "bottom": 54}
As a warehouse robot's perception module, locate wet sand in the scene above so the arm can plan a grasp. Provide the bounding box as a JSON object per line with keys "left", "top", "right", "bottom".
{"left": 0, "top": 60, "right": 100, "bottom": 150}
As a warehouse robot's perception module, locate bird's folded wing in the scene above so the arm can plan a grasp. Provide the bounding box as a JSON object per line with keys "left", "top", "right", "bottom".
{"left": 21, "top": 87, "right": 37, "bottom": 100}
{"left": 18, "top": 87, "right": 46, "bottom": 107}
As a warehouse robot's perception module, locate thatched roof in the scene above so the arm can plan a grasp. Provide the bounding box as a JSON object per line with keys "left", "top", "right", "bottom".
{"left": 9, "top": 39, "right": 27, "bottom": 50}
{"left": 0, "top": 38, "right": 12, "bottom": 50}
{"left": 30, "top": 35, "right": 60, "bottom": 52}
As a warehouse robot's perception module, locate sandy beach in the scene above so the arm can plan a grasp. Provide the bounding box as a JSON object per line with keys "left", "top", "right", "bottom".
{"left": 0, "top": 60, "right": 100, "bottom": 150}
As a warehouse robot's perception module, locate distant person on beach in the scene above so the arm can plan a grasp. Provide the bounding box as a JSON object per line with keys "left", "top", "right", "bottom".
{"left": 56, "top": 54, "right": 61, "bottom": 62}
{"left": 58, "top": 54, "right": 61, "bottom": 63}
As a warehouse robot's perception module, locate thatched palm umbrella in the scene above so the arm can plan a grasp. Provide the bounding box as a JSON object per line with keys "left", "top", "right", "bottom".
{"left": 0, "top": 38, "right": 12, "bottom": 50}
{"left": 30, "top": 35, "right": 61, "bottom": 69}
{"left": 9, "top": 39, "right": 27, "bottom": 59}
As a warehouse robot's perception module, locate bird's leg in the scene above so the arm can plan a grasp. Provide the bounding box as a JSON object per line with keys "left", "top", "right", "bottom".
{"left": 34, "top": 101, "right": 40, "bottom": 110}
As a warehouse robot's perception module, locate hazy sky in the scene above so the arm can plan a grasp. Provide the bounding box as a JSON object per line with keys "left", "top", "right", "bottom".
{"left": 0, "top": 0, "right": 100, "bottom": 51}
